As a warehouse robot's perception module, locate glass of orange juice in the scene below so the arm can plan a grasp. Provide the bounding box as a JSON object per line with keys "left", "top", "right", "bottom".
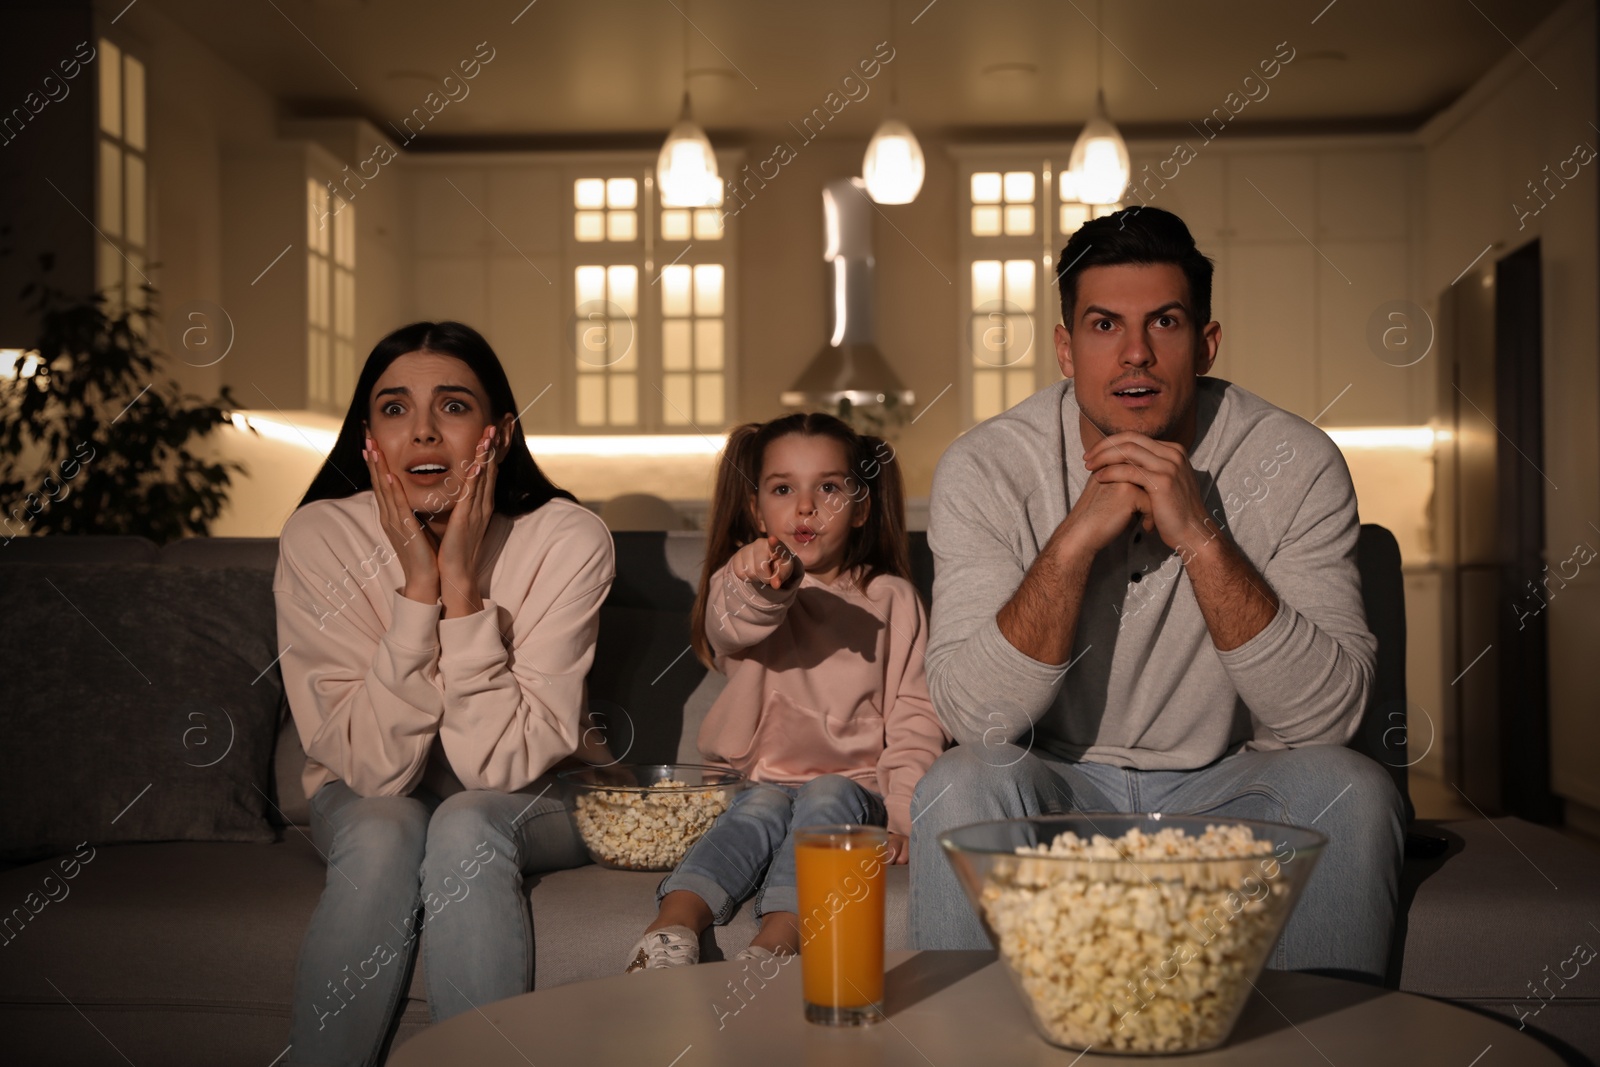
{"left": 794, "top": 824, "right": 887, "bottom": 1026}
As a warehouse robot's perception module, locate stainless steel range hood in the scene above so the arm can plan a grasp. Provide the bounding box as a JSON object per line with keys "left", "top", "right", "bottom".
{"left": 780, "top": 177, "right": 915, "bottom": 410}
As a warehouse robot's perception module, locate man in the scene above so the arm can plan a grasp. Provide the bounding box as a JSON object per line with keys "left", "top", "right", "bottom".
{"left": 910, "top": 206, "right": 1404, "bottom": 980}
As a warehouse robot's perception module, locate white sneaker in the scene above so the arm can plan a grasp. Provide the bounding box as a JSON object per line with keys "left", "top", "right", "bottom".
{"left": 625, "top": 925, "right": 699, "bottom": 973}
{"left": 733, "top": 944, "right": 788, "bottom": 964}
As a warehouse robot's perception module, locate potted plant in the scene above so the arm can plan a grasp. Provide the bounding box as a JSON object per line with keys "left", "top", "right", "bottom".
{"left": 0, "top": 259, "right": 245, "bottom": 545}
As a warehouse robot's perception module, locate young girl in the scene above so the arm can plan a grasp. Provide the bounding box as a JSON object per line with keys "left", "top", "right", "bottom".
{"left": 625, "top": 412, "right": 948, "bottom": 971}
{"left": 275, "top": 321, "right": 614, "bottom": 1065}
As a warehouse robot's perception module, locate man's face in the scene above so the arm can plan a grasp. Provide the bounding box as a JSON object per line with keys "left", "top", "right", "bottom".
{"left": 1055, "top": 262, "right": 1221, "bottom": 448}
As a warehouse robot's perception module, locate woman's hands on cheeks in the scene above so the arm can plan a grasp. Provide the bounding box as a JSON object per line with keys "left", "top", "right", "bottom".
{"left": 364, "top": 432, "right": 440, "bottom": 605}
{"left": 438, "top": 425, "right": 499, "bottom": 619}
{"left": 730, "top": 534, "right": 800, "bottom": 590}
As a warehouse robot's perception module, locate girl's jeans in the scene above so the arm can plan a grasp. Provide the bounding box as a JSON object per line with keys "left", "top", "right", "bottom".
{"left": 657, "top": 773, "right": 886, "bottom": 920}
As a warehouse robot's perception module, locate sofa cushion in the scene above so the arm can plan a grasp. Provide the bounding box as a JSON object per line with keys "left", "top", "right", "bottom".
{"left": 0, "top": 564, "right": 284, "bottom": 862}
{"left": 588, "top": 605, "right": 704, "bottom": 767}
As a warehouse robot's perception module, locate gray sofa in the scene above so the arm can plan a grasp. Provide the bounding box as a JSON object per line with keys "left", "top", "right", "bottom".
{"left": 0, "top": 527, "right": 1596, "bottom": 1066}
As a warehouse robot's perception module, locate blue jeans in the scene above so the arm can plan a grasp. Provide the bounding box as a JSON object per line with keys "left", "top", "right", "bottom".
{"left": 908, "top": 744, "right": 1405, "bottom": 980}
{"left": 658, "top": 774, "right": 886, "bottom": 920}
{"left": 286, "top": 780, "right": 588, "bottom": 1067}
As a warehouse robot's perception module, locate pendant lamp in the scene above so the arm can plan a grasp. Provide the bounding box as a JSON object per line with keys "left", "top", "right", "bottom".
{"left": 863, "top": 0, "right": 924, "bottom": 204}
{"left": 1067, "top": 1, "right": 1129, "bottom": 205}
{"left": 657, "top": 6, "right": 720, "bottom": 208}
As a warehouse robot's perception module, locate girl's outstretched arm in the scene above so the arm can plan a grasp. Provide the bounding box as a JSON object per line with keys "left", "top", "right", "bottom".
{"left": 703, "top": 536, "right": 804, "bottom": 663}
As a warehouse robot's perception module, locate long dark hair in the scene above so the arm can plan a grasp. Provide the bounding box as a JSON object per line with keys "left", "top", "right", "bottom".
{"left": 297, "top": 321, "right": 576, "bottom": 515}
{"left": 689, "top": 412, "right": 910, "bottom": 668}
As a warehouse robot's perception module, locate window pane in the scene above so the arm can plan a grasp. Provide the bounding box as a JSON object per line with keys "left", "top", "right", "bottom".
{"left": 576, "top": 376, "right": 605, "bottom": 426}
{"left": 307, "top": 179, "right": 327, "bottom": 252}
{"left": 970, "top": 172, "right": 1001, "bottom": 204}
{"left": 607, "top": 265, "right": 638, "bottom": 317}
{"left": 335, "top": 200, "right": 357, "bottom": 269}
{"left": 335, "top": 269, "right": 355, "bottom": 338}
{"left": 575, "top": 265, "right": 606, "bottom": 308}
{"left": 973, "top": 371, "right": 1002, "bottom": 421}
{"left": 1003, "top": 171, "right": 1035, "bottom": 203}
{"left": 126, "top": 250, "right": 146, "bottom": 309}
{"left": 1059, "top": 170, "right": 1080, "bottom": 202}
{"left": 971, "top": 260, "right": 1001, "bottom": 311}
{"left": 663, "top": 320, "right": 691, "bottom": 370}
{"left": 1004, "top": 260, "right": 1035, "bottom": 311}
{"left": 693, "top": 264, "right": 724, "bottom": 316}
{"left": 97, "top": 239, "right": 121, "bottom": 304}
{"left": 99, "top": 39, "right": 121, "bottom": 138}
{"left": 308, "top": 257, "right": 329, "bottom": 328}
{"left": 662, "top": 265, "right": 691, "bottom": 317}
{"left": 606, "top": 178, "right": 638, "bottom": 209}
{"left": 334, "top": 340, "right": 355, "bottom": 405}
{"left": 970, "top": 205, "right": 1001, "bottom": 237}
{"left": 1007, "top": 315, "right": 1034, "bottom": 366}
{"left": 99, "top": 140, "right": 122, "bottom": 238}
{"left": 1006, "top": 368, "right": 1034, "bottom": 406}
{"left": 972, "top": 315, "right": 1004, "bottom": 368}
{"left": 575, "top": 316, "right": 608, "bottom": 370}
{"left": 695, "top": 374, "right": 723, "bottom": 425}
{"left": 1003, "top": 205, "right": 1034, "bottom": 236}
{"left": 123, "top": 54, "right": 146, "bottom": 150}
{"left": 610, "top": 374, "right": 638, "bottom": 425}
{"left": 575, "top": 211, "right": 604, "bottom": 241}
{"left": 661, "top": 209, "right": 691, "bottom": 241}
{"left": 124, "top": 153, "right": 145, "bottom": 248}
{"left": 693, "top": 209, "right": 724, "bottom": 240}
{"left": 612, "top": 327, "right": 638, "bottom": 371}
{"left": 1092, "top": 203, "right": 1122, "bottom": 219}
{"left": 574, "top": 179, "right": 605, "bottom": 209}
{"left": 694, "top": 320, "right": 723, "bottom": 370}
{"left": 662, "top": 373, "right": 692, "bottom": 424}
{"left": 606, "top": 211, "right": 637, "bottom": 242}
{"left": 1059, "top": 203, "right": 1090, "bottom": 237}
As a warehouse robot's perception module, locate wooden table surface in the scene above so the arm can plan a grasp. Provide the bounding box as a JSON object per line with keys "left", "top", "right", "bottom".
{"left": 389, "top": 950, "right": 1561, "bottom": 1066}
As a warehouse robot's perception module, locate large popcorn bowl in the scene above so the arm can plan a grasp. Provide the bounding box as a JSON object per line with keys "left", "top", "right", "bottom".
{"left": 559, "top": 764, "right": 745, "bottom": 872}
{"left": 941, "top": 814, "right": 1326, "bottom": 1055}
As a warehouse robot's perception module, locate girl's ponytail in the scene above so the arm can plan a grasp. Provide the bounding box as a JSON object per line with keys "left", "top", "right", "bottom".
{"left": 690, "top": 421, "right": 769, "bottom": 669}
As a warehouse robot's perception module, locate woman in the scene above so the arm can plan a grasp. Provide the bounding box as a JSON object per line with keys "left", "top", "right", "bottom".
{"left": 275, "top": 321, "right": 614, "bottom": 1066}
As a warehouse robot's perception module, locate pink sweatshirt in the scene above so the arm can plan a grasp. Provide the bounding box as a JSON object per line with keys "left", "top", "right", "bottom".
{"left": 273, "top": 491, "right": 615, "bottom": 801}
{"left": 698, "top": 559, "right": 949, "bottom": 836}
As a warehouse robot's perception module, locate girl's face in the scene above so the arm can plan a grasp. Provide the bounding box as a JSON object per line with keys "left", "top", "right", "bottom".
{"left": 751, "top": 433, "right": 868, "bottom": 586}
{"left": 365, "top": 350, "right": 510, "bottom": 517}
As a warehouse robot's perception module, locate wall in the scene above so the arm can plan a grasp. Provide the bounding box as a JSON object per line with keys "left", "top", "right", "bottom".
{"left": 1418, "top": 0, "right": 1599, "bottom": 814}
{"left": 0, "top": 1, "right": 96, "bottom": 344}
{"left": 108, "top": 0, "right": 281, "bottom": 402}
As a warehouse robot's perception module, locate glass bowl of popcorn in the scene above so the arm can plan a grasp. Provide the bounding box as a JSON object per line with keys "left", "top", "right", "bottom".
{"left": 941, "top": 814, "right": 1326, "bottom": 1055}
{"left": 559, "top": 764, "right": 745, "bottom": 872}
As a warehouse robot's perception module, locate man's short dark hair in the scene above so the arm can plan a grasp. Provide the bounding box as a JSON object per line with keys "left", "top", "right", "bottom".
{"left": 1056, "top": 206, "right": 1214, "bottom": 332}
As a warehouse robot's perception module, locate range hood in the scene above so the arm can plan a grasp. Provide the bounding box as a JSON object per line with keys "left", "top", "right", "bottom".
{"left": 780, "top": 177, "right": 915, "bottom": 410}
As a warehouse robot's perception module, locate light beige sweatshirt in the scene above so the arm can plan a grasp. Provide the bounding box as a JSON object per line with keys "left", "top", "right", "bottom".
{"left": 273, "top": 491, "right": 615, "bottom": 801}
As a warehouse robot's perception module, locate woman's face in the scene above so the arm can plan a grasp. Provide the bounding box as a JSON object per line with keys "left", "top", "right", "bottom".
{"left": 365, "top": 350, "right": 508, "bottom": 516}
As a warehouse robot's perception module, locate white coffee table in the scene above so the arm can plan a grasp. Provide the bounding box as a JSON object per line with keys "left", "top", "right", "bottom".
{"left": 388, "top": 950, "right": 1562, "bottom": 1065}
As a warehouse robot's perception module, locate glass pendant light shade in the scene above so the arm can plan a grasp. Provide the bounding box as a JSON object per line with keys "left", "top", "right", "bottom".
{"left": 862, "top": 118, "right": 925, "bottom": 205}
{"left": 657, "top": 94, "right": 722, "bottom": 208}
{"left": 1068, "top": 89, "right": 1130, "bottom": 205}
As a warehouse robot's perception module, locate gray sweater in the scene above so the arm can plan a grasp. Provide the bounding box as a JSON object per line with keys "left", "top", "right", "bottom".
{"left": 926, "top": 377, "right": 1376, "bottom": 769}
